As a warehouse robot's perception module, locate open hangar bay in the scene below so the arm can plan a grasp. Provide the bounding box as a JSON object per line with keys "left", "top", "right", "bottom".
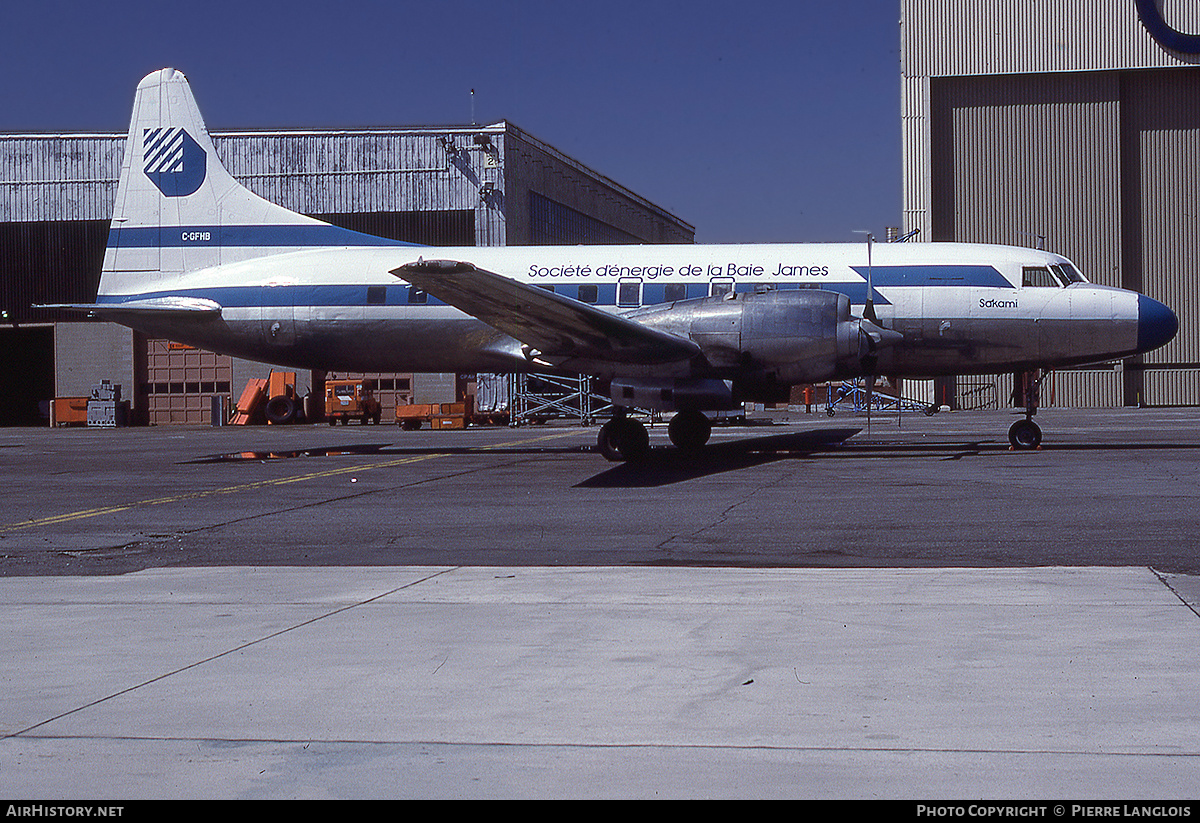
{"left": 2, "top": 408, "right": 1198, "bottom": 576}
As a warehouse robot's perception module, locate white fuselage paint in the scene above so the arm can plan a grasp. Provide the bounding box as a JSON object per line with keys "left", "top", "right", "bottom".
{"left": 97, "top": 240, "right": 1144, "bottom": 381}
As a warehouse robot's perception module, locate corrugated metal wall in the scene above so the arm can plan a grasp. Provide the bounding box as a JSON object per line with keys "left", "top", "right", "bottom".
{"left": 902, "top": 0, "right": 1200, "bottom": 78}
{"left": 1, "top": 124, "right": 694, "bottom": 241}
{"left": 951, "top": 369, "right": 1128, "bottom": 410}
{"left": 1146, "top": 369, "right": 1200, "bottom": 406}
{"left": 929, "top": 73, "right": 1123, "bottom": 286}
{"left": 904, "top": 0, "right": 1200, "bottom": 406}
{"left": 0, "top": 129, "right": 506, "bottom": 240}
{"left": 1127, "top": 70, "right": 1200, "bottom": 379}
{"left": 0, "top": 135, "right": 122, "bottom": 222}
{"left": 1046, "top": 369, "right": 1125, "bottom": 408}
{"left": 214, "top": 129, "right": 502, "bottom": 242}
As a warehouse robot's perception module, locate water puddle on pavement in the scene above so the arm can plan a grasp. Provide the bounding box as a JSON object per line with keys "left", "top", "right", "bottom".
{"left": 183, "top": 444, "right": 390, "bottom": 463}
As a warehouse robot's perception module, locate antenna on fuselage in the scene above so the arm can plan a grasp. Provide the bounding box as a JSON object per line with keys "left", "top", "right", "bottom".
{"left": 1018, "top": 232, "right": 1047, "bottom": 251}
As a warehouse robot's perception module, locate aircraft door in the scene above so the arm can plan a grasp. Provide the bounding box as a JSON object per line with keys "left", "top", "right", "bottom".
{"left": 710, "top": 277, "right": 734, "bottom": 297}
{"left": 618, "top": 278, "right": 643, "bottom": 308}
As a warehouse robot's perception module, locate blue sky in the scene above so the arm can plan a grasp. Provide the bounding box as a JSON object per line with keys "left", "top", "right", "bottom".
{"left": 1, "top": 1, "right": 903, "bottom": 243}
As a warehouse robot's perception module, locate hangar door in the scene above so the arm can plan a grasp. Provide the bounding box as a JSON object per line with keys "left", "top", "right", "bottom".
{"left": 143, "top": 339, "right": 233, "bottom": 425}
{"left": 0, "top": 326, "right": 54, "bottom": 426}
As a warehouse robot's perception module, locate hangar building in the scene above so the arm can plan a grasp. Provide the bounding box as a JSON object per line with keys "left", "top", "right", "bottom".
{"left": 902, "top": 0, "right": 1200, "bottom": 407}
{"left": 0, "top": 120, "right": 693, "bottom": 425}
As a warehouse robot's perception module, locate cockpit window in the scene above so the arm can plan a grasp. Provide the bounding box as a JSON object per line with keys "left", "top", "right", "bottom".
{"left": 1022, "top": 267, "right": 1059, "bottom": 287}
{"left": 1053, "top": 263, "right": 1086, "bottom": 284}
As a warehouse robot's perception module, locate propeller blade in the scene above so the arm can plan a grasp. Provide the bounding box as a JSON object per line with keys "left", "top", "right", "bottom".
{"left": 864, "top": 293, "right": 878, "bottom": 324}
{"left": 863, "top": 373, "right": 874, "bottom": 435}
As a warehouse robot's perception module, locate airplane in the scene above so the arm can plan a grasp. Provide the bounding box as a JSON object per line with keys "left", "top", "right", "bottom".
{"left": 44, "top": 68, "right": 1179, "bottom": 460}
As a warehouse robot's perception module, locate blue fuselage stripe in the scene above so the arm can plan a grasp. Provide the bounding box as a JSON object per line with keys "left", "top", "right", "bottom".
{"left": 850, "top": 265, "right": 1012, "bottom": 288}
{"left": 96, "top": 274, "right": 1011, "bottom": 311}
{"left": 108, "top": 224, "right": 424, "bottom": 248}
{"left": 109, "top": 283, "right": 1006, "bottom": 308}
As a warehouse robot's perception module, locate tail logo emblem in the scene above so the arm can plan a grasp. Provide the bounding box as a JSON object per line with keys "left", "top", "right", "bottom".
{"left": 143, "top": 128, "right": 206, "bottom": 197}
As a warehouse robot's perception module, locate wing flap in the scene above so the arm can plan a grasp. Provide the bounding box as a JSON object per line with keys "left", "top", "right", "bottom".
{"left": 391, "top": 259, "right": 699, "bottom": 365}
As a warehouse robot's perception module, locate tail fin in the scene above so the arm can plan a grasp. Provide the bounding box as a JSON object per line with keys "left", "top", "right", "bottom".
{"left": 100, "top": 69, "right": 333, "bottom": 298}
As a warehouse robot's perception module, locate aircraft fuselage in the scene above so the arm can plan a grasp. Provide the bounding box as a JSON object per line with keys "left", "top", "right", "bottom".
{"left": 95, "top": 241, "right": 1173, "bottom": 389}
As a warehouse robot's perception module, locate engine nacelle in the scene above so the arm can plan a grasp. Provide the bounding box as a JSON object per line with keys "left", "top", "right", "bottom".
{"left": 632, "top": 289, "right": 898, "bottom": 384}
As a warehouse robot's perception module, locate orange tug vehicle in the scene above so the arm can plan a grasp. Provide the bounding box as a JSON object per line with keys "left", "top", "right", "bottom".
{"left": 324, "top": 379, "right": 383, "bottom": 425}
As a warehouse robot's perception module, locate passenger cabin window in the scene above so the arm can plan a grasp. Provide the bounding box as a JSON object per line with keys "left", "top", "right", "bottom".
{"left": 407, "top": 287, "right": 428, "bottom": 304}
{"left": 618, "top": 279, "right": 641, "bottom": 307}
{"left": 1022, "top": 267, "right": 1059, "bottom": 288}
{"left": 710, "top": 278, "right": 734, "bottom": 297}
{"left": 367, "top": 286, "right": 386, "bottom": 304}
{"left": 664, "top": 283, "right": 687, "bottom": 302}
{"left": 577, "top": 284, "right": 598, "bottom": 304}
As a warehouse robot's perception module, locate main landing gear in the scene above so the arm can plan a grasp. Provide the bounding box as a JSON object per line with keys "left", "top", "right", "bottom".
{"left": 597, "top": 410, "right": 650, "bottom": 462}
{"left": 597, "top": 408, "right": 714, "bottom": 461}
{"left": 667, "top": 410, "right": 712, "bottom": 453}
{"left": 1008, "top": 370, "right": 1048, "bottom": 450}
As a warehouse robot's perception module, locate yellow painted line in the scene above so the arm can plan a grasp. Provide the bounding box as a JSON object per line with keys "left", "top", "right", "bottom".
{"left": 0, "top": 429, "right": 580, "bottom": 534}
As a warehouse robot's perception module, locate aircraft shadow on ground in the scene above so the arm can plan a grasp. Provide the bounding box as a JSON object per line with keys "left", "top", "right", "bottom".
{"left": 576, "top": 428, "right": 1200, "bottom": 487}
{"left": 178, "top": 428, "right": 1200, "bottom": 484}
{"left": 180, "top": 429, "right": 867, "bottom": 474}
{"left": 576, "top": 428, "right": 864, "bottom": 488}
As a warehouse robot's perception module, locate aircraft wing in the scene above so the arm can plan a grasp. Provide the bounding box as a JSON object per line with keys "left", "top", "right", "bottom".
{"left": 391, "top": 259, "right": 700, "bottom": 365}
{"left": 35, "top": 297, "right": 223, "bottom": 316}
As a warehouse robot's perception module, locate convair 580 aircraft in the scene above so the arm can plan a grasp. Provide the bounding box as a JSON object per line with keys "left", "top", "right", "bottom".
{"left": 50, "top": 69, "right": 1179, "bottom": 459}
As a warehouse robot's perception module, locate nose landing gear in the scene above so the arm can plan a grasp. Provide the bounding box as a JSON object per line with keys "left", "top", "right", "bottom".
{"left": 1008, "top": 417, "right": 1042, "bottom": 450}
{"left": 1008, "top": 370, "right": 1048, "bottom": 450}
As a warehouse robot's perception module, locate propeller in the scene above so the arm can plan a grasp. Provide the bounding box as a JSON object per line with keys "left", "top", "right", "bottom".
{"left": 855, "top": 231, "right": 880, "bottom": 431}
{"left": 856, "top": 321, "right": 903, "bottom": 432}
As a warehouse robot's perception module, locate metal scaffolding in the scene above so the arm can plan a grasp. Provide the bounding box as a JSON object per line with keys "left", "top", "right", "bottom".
{"left": 508, "top": 373, "right": 613, "bottom": 426}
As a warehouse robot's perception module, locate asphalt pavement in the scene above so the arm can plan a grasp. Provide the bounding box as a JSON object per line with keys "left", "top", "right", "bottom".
{"left": 1, "top": 408, "right": 1198, "bottom": 798}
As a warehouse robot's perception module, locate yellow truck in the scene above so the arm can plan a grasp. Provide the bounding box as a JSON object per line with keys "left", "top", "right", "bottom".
{"left": 324, "top": 379, "right": 383, "bottom": 425}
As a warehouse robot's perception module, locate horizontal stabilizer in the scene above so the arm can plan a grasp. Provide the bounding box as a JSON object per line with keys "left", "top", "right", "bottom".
{"left": 392, "top": 260, "right": 700, "bottom": 365}
{"left": 36, "top": 296, "right": 223, "bottom": 316}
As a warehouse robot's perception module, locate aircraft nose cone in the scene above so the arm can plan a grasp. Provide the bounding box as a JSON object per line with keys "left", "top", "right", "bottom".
{"left": 1137, "top": 294, "right": 1178, "bottom": 354}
